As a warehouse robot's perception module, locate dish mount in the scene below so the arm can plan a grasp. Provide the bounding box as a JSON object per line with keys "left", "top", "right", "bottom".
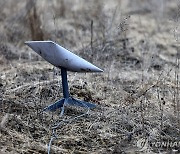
{"left": 25, "top": 41, "right": 103, "bottom": 113}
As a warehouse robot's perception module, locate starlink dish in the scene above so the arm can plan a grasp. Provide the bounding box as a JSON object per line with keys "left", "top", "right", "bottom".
{"left": 25, "top": 41, "right": 103, "bottom": 72}
{"left": 25, "top": 40, "right": 103, "bottom": 112}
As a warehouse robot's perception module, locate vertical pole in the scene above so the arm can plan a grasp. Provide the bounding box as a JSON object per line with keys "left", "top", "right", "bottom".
{"left": 61, "top": 67, "right": 69, "bottom": 98}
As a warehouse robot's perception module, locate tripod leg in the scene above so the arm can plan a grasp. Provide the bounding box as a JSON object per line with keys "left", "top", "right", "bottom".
{"left": 43, "top": 98, "right": 65, "bottom": 112}
{"left": 66, "top": 97, "right": 96, "bottom": 108}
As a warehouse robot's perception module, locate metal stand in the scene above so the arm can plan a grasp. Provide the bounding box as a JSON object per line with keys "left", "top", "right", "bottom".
{"left": 43, "top": 67, "right": 96, "bottom": 112}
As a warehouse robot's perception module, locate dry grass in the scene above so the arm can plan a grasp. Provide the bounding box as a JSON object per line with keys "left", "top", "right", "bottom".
{"left": 0, "top": 0, "right": 180, "bottom": 153}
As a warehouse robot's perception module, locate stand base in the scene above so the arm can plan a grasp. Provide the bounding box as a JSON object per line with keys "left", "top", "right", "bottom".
{"left": 43, "top": 97, "right": 96, "bottom": 112}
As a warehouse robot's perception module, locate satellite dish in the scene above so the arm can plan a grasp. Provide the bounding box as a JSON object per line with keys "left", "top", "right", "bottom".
{"left": 25, "top": 41, "right": 103, "bottom": 72}
{"left": 25, "top": 41, "right": 103, "bottom": 112}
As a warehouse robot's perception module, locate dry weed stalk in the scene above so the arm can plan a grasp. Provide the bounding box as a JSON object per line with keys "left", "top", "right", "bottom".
{"left": 174, "top": 53, "right": 180, "bottom": 126}
{"left": 27, "top": 0, "right": 44, "bottom": 41}
{"left": 91, "top": 20, "right": 94, "bottom": 52}
{"left": 173, "top": 3, "right": 180, "bottom": 127}
{"left": 0, "top": 113, "right": 9, "bottom": 132}
{"left": 59, "top": 0, "right": 65, "bottom": 17}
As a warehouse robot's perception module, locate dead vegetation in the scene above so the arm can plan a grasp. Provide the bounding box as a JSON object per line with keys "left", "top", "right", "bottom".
{"left": 0, "top": 0, "right": 180, "bottom": 153}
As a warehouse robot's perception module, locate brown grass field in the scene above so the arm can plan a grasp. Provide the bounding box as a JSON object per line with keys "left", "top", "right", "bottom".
{"left": 0, "top": 0, "right": 180, "bottom": 153}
